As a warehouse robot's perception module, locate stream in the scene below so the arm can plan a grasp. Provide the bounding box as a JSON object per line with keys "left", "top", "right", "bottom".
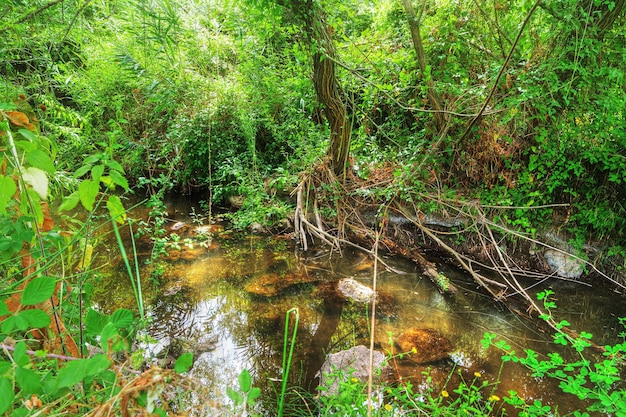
{"left": 93, "top": 196, "right": 626, "bottom": 415}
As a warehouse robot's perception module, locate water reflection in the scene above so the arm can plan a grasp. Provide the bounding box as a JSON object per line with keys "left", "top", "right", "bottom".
{"left": 94, "top": 207, "right": 626, "bottom": 415}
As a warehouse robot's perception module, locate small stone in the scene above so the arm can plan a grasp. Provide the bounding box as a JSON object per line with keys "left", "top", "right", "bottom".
{"left": 170, "top": 221, "right": 186, "bottom": 231}
{"left": 337, "top": 278, "right": 375, "bottom": 303}
{"left": 544, "top": 249, "right": 584, "bottom": 279}
{"left": 318, "top": 345, "right": 391, "bottom": 396}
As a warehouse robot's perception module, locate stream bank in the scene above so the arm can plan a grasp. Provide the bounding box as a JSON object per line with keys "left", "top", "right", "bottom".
{"left": 94, "top": 194, "right": 626, "bottom": 415}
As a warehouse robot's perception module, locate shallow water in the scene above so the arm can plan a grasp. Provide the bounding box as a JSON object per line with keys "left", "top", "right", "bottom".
{"left": 94, "top": 198, "right": 626, "bottom": 415}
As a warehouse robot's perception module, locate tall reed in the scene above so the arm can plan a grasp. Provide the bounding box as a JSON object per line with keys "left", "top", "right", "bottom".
{"left": 278, "top": 307, "right": 299, "bottom": 417}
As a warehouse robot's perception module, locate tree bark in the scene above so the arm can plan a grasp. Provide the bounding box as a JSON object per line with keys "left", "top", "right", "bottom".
{"left": 400, "top": 0, "right": 446, "bottom": 133}
{"left": 310, "top": 13, "right": 352, "bottom": 178}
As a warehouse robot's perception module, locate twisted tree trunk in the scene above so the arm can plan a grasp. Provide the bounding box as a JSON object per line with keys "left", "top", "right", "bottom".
{"left": 312, "top": 24, "right": 352, "bottom": 177}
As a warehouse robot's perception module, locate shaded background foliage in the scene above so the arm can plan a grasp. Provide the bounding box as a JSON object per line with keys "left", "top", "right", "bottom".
{"left": 1, "top": 0, "right": 625, "bottom": 239}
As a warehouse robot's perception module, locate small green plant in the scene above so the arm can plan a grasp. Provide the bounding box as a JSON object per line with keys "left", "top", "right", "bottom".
{"left": 227, "top": 369, "right": 261, "bottom": 417}
{"left": 482, "top": 290, "right": 626, "bottom": 416}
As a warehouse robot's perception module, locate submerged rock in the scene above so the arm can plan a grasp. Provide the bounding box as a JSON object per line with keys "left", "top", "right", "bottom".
{"left": 544, "top": 249, "right": 584, "bottom": 279}
{"left": 395, "top": 328, "right": 452, "bottom": 364}
{"left": 318, "top": 345, "right": 391, "bottom": 396}
{"left": 337, "top": 278, "right": 375, "bottom": 303}
{"left": 244, "top": 271, "right": 318, "bottom": 297}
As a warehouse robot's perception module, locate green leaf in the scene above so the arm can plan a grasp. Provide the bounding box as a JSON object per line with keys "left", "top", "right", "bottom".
{"left": 100, "top": 322, "right": 127, "bottom": 352}
{"left": 21, "top": 276, "right": 56, "bottom": 306}
{"left": 25, "top": 150, "right": 55, "bottom": 174}
{"left": 15, "top": 367, "right": 42, "bottom": 395}
{"left": 78, "top": 179, "right": 99, "bottom": 211}
{"left": 57, "top": 359, "right": 87, "bottom": 388}
{"left": 84, "top": 354, "right": 111, "bottom": 377}
{"left": 1, "top": 316, "right": 16, "bottom": 333}
{"left": 247, "top": 387, "right": 261, "bottom": 405}
{"left": 85, "top": 309, "right": 107, "bottom": 336}
{"left": 238, "top": 369, "right": 252, "bottom": 392}
{"left": 109, "top": 169, "right": 129, "bottom": 191}
{"left": 109, "top": 309, "right": 133, "bottom": 329}
{"left": 0, "top": 376, "right": 14, "bottom": 414}
{"left": 73, "top": 164, "right": 92, "bottom": 178}
{"left": 226, "top": 387, "right": 243, "bottom": 406}
{"left": 84, "top": 154, "right": 103, "bottom": 165}
{"left": 105, "top": 159, "right": 124, "bottom": 173}
{"left": 13, "top": 342, "right": 29, "bottom": 367}
{"left": 0, "top": 175, "right": 18, "bottom": 214}
{"left": 91, "top": 164, "right": 105, "bottom": 184}
{"left": 0, "top": 361, "right": 11, "bottom": 374}
{"left": 17, "top": 129, "right": 39, "bottom": 142}
{"left": 14, "top": 140, "right": 37, "bottom": 153}
{"left": 0, "top": 102, "right": 17, "bottom": 110}
{"left": 174, "top": 352, "right": 194, "bottom": 374}
{"left": 18, "top": 309, "right": 51, "bottom": 329}
{"left": 58, "top": 191, "right": 80, "bottom": 212}
{"left": 0, "top": 302, "right": 9, "bottom": 316}
{"left": 107, "top": 195, "right": 126, "bottom": 224}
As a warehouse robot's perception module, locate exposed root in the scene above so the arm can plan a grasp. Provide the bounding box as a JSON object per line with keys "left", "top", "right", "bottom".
{"left": 292, "top": 160, "right": 617, "bottom": 352}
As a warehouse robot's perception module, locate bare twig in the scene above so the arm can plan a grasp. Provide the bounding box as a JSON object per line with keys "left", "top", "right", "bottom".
{"left": 460, "top": 0, "right": 542, "bottom": 142}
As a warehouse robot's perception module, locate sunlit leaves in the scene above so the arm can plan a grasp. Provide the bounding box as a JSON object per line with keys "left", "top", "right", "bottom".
{"left": 0, "top": 377, "right": 14, "bottom": 414}
{"left": 107, "top": 195, "right": 126, "bottom": 224}
{"left": 1, "top": 309, "right": 51, "bottom": 333}
{"left": 79, "top": 179, "right": 99, "bottom": 211}
{"left": 25, "top": 149, "right": 55, "bottom": 174}
{"left": 22, "top": 167, "right": 49, "bottom": 200}
{"left": 0, "top": 176, "right": 17, "bottom": 214}
{"left": 174, "top": 353, "right": 194, "bottom": 374}
{"left": 21, "top": 276, "right": 57, "bottom": 306}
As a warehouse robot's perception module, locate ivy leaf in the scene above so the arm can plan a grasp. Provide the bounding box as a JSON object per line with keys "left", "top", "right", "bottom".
{"left": 78, "top": 179, "right": 99, "bottom": 211}
{"left": 0, "top": 376, "right": 14, "bottom": 414}
{"left": 21, "top": 276, "right": 56, "bottom": 306}
{"left": 174, "top": 352, "right": 194, "bottom": 374}
{"left": 107, "top": 195, "right": 126, "bottom": 224}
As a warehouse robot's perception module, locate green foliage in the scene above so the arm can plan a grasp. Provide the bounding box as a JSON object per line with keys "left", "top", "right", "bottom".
{"left": 483, "top": 290, "right": 626, "bottom": 416}
{"left": 227, "top": 369, "right": 262, "bottom": 417}
{"left": 0, "top": 97, "right": 166, "bottom": 414}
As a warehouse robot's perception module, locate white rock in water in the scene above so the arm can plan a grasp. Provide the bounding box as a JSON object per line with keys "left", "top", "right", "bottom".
{"left": 337, "top": 278, "right": 375, "bottom": 303}
{"left": 544, "top": 249, "right": 584, "bottom": 279}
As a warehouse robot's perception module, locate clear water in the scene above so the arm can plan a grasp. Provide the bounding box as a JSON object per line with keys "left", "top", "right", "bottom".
{"left": 94, "top": 197, "right": 626, "bottom": 415}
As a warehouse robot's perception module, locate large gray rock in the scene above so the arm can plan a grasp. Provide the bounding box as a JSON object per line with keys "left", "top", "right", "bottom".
{"left": 544, "top": 249, "right": 584, "bottom": 279}
{"left": 317, "top": 345, "right": 390, "bottom": 396}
